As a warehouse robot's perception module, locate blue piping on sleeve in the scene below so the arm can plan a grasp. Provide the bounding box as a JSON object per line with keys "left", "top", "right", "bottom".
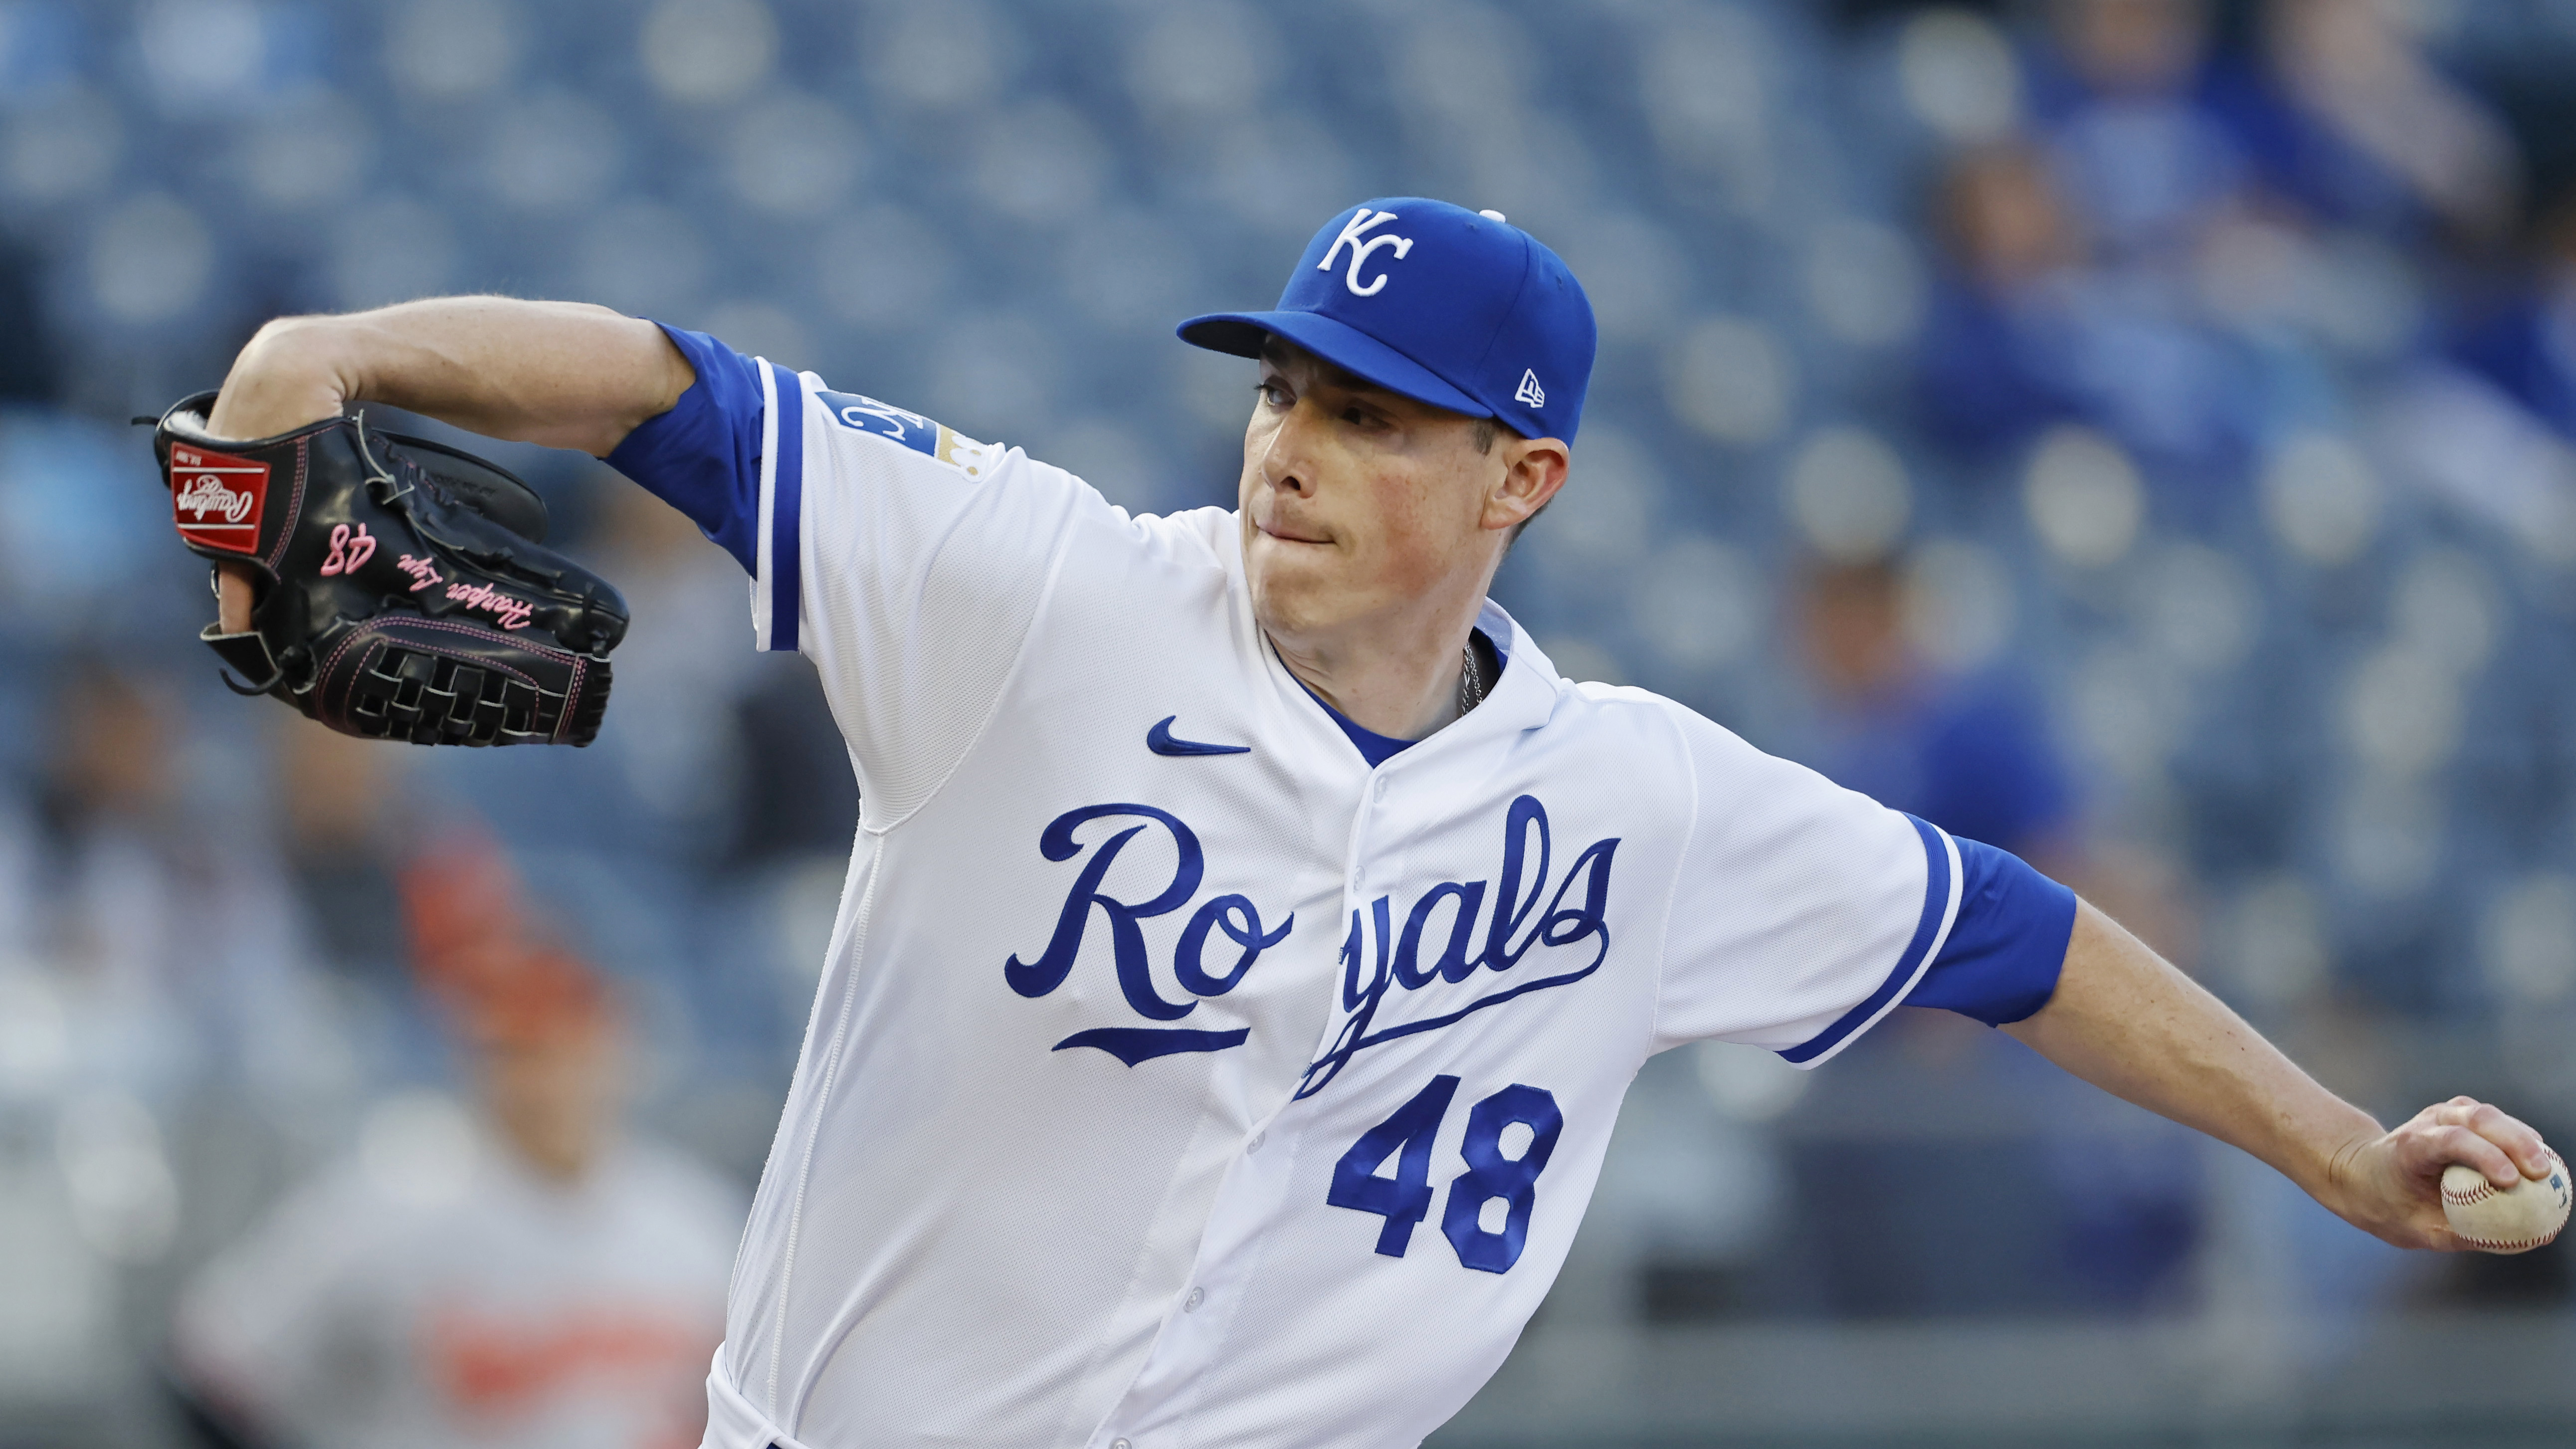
{"left": 1781, "top": 815, "right": 1959, "bottom": 1064}
{"left": 765, "top": 362, "right": 805, "bottom": 654}
{"left": 1778, "top": 825, "right": 2075, "bottom": 1065}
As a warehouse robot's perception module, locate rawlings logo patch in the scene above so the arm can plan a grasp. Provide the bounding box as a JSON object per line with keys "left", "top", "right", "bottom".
{"left": 175, "top": 474, "right": 256, "bottom": 521}
{"left": 170, "top": 444, "right": 269, "bottom": 554}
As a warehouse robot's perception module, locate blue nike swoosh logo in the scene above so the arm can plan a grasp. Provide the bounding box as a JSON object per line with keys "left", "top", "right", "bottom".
{"left": 1147, "top": 716, "right": 1250, "bottom": 757}
{"left": 1054, "top": 1027, "right": 1251, "bottom": 1064}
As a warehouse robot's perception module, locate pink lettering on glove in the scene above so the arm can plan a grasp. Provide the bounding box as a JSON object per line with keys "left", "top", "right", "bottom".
{"left": 319, "top": 523, "right": 378, "bottom": 576}
{"left": 396, "top": 554, "right": 443, "bottom": 592}
{"left": 445, "top": 581, "right": 535, "bottom": 630}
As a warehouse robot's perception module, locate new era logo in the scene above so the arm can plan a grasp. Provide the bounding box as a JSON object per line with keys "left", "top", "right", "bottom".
{"left": 1515, "top": 369, "right": 1546, "bottom": 409}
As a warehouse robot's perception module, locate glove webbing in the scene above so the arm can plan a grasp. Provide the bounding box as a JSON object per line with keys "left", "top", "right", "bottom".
{"left": 343, "top": 644, "right": 588, "bottom": 746}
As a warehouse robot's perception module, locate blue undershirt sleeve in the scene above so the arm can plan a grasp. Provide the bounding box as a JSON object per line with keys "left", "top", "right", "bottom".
{"left": 602, "top": 322, "right": 767, "bottom": 574}
{"left": 1905, "top": 835, "right": 2077, "bottom": 1026}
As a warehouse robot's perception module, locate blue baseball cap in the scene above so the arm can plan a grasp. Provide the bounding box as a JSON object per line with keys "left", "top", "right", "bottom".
{"left": 1178, "top": 198, "right": 1596, "bottom": 444}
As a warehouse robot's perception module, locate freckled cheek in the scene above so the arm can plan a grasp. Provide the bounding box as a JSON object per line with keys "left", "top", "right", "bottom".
{"left": 1381, "top": 476, "right": 1467, "bottom": 575}
{"left": 1375, "top": 537, "right": 1449, "bottom": 598}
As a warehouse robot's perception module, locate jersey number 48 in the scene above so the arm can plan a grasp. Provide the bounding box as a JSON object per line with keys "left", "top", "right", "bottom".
{"left": 1325, "top": 1076, "right": 1563, "bottom": 1273}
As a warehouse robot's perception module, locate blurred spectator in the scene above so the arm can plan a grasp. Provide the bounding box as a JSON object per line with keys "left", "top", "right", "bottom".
{"left": 0, "top": 237, "right": 60, "bottom": 404}
{"left": 1916, "top": 141, "right": 2087, "bottom": 456}
{"left": 2021, "top": 0, "right": 2494, "bottom": 248}
{"left": 277, "top": 719, "right": 417, "bottom": 987}
{"left": 1788, "top": 551, "right": 2194, "bottom": 957}
{"left": 1784, "top": 550, "right": 2204, "bottom": 1314}
{"left": 1932, "top": 0, "right": 2513, "bottom": 494}
{"left": 2372, "top": 188, "right": 2576, "bottom": 564}
{"left": 1791, "top": 556, "right": 2078, "bottom": 866}
{"left": 2452, "top": 187, "right": 2576, "bottom": 442}
{"left": 1915, "top": 139, "right": 2260, "bottom": 484}
{"left": 2023, "top": 0, "right": 2297, "bottom": 260}
{"left": 170, "top": 839, "right": 740, "bottom": 1449}
{"left": 2260, "top": 0, "right": 2521, "bottom": 244}
{"left": 27, "top": 666, "right": 339, "bottom": 1107}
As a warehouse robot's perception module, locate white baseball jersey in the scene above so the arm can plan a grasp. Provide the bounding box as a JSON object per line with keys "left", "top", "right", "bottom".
{"left": 607, "top": 327, "right": 2072, "bottom": 1449}
{"left": 174, "top": 1120, "right": 742, "bottom": 1449}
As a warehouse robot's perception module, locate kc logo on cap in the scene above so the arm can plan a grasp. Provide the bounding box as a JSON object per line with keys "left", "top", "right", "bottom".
{"left": 1318, "top": 209, "right": 1415, "bottom": 297}
{"left": 1177, "top": 197, "right": 1598, "bottom": 445}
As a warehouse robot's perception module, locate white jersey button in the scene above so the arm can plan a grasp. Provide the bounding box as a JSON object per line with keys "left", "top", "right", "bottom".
{"left": 1247, "top": 1131, "right": 1265, "bottom": 1153}
{"left": 1112, "top": 1439, "right": 1132, "bottom": 1449}
{"left": 1184, "top": 1287, "right": 1205, "bottom": 1312}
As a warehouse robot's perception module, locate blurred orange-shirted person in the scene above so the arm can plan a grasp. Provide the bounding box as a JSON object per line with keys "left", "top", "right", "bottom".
{"left": 172, "top": 840, "right": 744, "bottom": 1449}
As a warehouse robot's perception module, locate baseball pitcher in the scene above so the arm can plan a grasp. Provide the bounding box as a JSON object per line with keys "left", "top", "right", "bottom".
{"left": 170, "top": 199, "right": 2559, "bottom": 1449}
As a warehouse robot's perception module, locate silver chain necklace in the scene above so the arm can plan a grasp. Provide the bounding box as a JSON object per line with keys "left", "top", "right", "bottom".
{"left": 1456, "top": 638, "right": 1487, "bottom": 718}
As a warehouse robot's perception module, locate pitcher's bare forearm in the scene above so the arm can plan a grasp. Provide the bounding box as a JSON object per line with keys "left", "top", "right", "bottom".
{"left": 2003, "top": 903, "right": 2378, "bottom": 1199}
{"left": 2005, "top": 901, "right": 2551, "bottom": 1248}
{"left": 203, "top": 298, "right": 693, "bottom": 456}
{"left": 200, "top": 297, "right": 693, "bottom": 631}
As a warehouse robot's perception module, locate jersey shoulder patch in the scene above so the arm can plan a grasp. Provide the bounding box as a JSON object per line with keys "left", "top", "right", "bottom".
{"left": 815, "top": 389, "right": 1001, "bottom": 480}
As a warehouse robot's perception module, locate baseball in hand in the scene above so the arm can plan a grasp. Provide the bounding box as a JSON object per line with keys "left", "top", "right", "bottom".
{"left": 2441, "top": 1151, "right": 2571, "bottom": 1253}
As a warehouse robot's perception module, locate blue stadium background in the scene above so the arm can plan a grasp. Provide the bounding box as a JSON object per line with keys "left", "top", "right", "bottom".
{"left": 9, "top": 0, "right": 2576, "bottom": 1444}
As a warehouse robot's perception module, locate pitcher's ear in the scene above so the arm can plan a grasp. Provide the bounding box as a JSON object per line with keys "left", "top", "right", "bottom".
{"left": 1487, "top": 435, "right": 1568, "bottom": 532}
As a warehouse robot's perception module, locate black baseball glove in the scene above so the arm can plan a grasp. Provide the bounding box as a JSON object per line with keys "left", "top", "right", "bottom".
{"left": 151, "top": 391, "right": 627, "bottom": 746}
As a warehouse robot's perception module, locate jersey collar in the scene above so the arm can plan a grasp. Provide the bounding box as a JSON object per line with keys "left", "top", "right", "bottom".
{"left": 1467, "top": 598, "right": 1562, "bottom": 737}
